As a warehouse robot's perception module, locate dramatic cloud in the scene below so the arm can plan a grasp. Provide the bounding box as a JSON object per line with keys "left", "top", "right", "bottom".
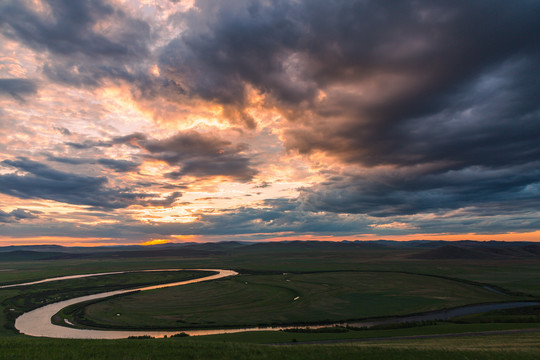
{"left": 0, "top": 78, "right": 37, "bottom": 101}
{"left": 0, "top": 208, "right": 38, "bottom": 223}
{"left": 163, "top": 1, "right": 539, "bottom": 155}
{"left": 0, "top": 0, "right": 539, "bottom": 244}
{"left": 47, "top": 155, "right": 140, "bottom": 172}
{"left": 65, "top": 131, "right": 258, "bottom": 181}
{"left": 299, "top": 165, "right": 540, "bottom": 217}
{"left": 66, "top": 133, "right": 147, "bottom": 149}
{"left": 0, "top": 0, "right": 151, "bottom": 88}
{"left": 143, "top": 131, "right": 258, "bottom": 181}
{"left": 156, "top": 0, "right": 540, "bottom": 217}
{"left": 0, "top": 158, "right": 178, "bottom": 209}
{"left": 97, "top": 158, "right": 140, "bottom": 173}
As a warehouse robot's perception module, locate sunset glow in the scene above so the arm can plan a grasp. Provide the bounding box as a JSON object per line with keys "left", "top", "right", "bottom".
{"left": 0, "top": 0, "right": 539, "bottom": 246}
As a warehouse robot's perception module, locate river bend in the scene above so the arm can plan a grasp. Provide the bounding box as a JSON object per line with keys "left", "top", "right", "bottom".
{"left": 14, "top": 269, "right": 238, "bottom": 339}
{"left": 8, "top": 269, "right": 539, "bottom": 339}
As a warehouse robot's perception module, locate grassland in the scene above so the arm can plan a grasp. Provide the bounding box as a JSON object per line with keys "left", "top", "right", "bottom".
{"left": 76, "top": 271, "right": 517, "bottom": 330}
{"left": 0, "top": 242, "right": 539, "bottom": 359}
{"left": 454, "top": 305, "right": 540, "bottom": 323}
{"left": 0, "top": 270, "right": 211, "bottom": 334}
{"left": 0, "top": 332, "right": 539, "bottom": 360}
{"left": 183, "top": 322, "right": 540, "bottom": 344}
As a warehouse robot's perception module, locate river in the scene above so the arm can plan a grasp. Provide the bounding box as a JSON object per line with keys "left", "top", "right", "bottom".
{"left": 14, "top": 269, "right": 240, "bottom": 339}
{"left": 8, "top": 269, "right": 539, "bottom": 339}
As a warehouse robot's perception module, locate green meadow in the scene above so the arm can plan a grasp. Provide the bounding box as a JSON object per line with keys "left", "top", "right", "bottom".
{"left": 0, "top": 243, "right": 539, "bottom": 359}
{"left": 78, "top": 271, "right": 513, "bottom": 330}
{"left": 0, "top": 332, "right": 539, "bottom": 360}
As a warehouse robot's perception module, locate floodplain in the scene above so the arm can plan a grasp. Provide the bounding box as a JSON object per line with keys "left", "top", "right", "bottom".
{"left": 0, "top": 240, "right": 539, "bottom": 359}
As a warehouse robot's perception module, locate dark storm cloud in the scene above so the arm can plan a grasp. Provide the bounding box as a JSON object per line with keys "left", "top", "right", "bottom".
{"left": 66, "top": 131, "right": 258, "bottom": 182}
{"left": 0, "top": 78, "right": 37, "bottom": 101}
{"left": 0, "top": 157, "right": 177, "bottom": 209}
{"left": 284, "top": 57, "right": 540, "bottom": 169}
{"left": 158, "top": 0, "right": 540, "bottom": 216}
{"left": 0, "top": 208, "right": 38, "bottom": 223}
{"left": 66, "top": 133, "right": 146, "bottom": 149}
{"left": 158, "top": 0, "right": 308, "bottom": 126}
{"left": 42, "top": 63, "right": 134, "bottom": 88}
{"left": 46, "top": 155, "right": 90, "bottom": 165}
{"left": 97, "top": 158, "right": 140, "bottom": 173}
{"left": 47, "top": 155, "right": 140, "bottom": 172}
{"left": 0, "top": 0, "right": 139, "bottom": 57}
{"left": 0, "top": 0, "right": 151, "bottom": 88}
{"left": 165, "top": 0, "right": 540, "bottom": 161}
{"left": 144, "top": 131, "right": 258, "bottom": 181}
{"left": 159, "top": 0, "right": 303, "bottom": 102}
{"left": 300, "top": 164, "right": 540, "bottom": 217}
{"left": 54, "top": 127, "right": 72, "bottom": 136}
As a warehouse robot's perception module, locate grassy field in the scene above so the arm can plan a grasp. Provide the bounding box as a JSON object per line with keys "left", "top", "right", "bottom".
{"left": 0, "top": 332, "right": 539, "bottom": 360}
{"left": 454, "top": 305, "right": 540, "bottom": 323}
{"left": 0, "top": 243, "right": 539, "bottom": 358}
{"left": 182, "top": 322, "right": 540, "bottom": 343}
{"left": 0, "top": 269, "right": 211, "bottom": 335}
{"left": 77, "top": 271, "right": 517, "bottom": 330}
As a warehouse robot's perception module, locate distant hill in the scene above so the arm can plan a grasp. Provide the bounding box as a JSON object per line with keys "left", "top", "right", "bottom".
{"left": 0, "top": 245, "right": 66, "bottom": 253}
{"left": 0, "top": 247, "right": 225, "bottom": 261}
{"left": 49, "top": 248, "right": 224, "bottom": 260}
{"left": 181, "top": 241, "right": 249, "bottom": 252}
{"left": 410, "top": 243, "right": 540, "bottom": 260}
{"left": 411, "top": 245, "right": 493, "bottom": 259}
{"left": 240, "top": 240, "right": 388, "bottom": 253}
{"left": 0, "top": 250, "right": 70, "bottom": 261}
{"left": 1, "top": 240, "right": 538, "bottom": 262}
{"left": 521, "top": 243, "right": 540, "bottom": 255}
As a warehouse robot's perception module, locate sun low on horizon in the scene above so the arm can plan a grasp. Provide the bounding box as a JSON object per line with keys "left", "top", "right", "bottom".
{"left": 0, "top": 0, "right": 539, "bottom": 247}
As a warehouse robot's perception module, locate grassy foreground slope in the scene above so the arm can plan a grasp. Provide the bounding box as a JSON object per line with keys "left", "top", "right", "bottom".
{"left": 177, "top": 323, "right": 540, "bottom": 344}
{"left": 0, "top": 334, "right": 539, "bottom": 360}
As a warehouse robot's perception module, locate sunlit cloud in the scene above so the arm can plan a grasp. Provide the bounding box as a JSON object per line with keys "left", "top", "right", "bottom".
{"left": 141, "top": 239, "right": 170, "bottom": 246}
{"left": 0, "top": 0, "right": 539, "bottom": 245}
{"left": 370, "top": 222, "right": 418, "bottom": 230}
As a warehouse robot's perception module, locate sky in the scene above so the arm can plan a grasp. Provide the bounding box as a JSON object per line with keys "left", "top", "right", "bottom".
{"left": 0, "top": 0, "right": 539, "bottom": 246}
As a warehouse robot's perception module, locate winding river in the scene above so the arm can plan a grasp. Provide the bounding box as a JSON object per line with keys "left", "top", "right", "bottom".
{"left": 13, "top": 269, "right": 241, "bottom": 339}
{"left": 6, "top": 269, "right": 540, "bottom": 339}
